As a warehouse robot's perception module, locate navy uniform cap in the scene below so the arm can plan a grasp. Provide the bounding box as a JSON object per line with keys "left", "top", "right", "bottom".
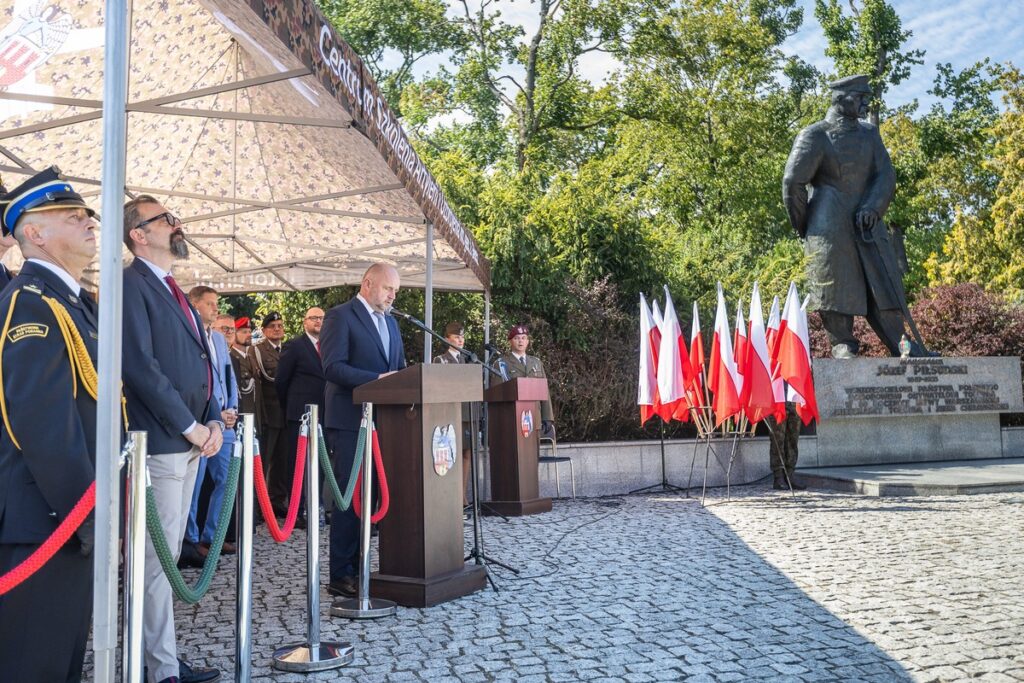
{"left": 261, "top": 311, "right": 283, "bottom": 328}
{"left": 1, "top": 166, "right": 97, "bottom": 236}
{"left": 829, "top": 74, "right": 872, "bottom": 94}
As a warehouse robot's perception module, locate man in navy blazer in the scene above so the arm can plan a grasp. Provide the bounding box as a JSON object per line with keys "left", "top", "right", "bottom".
{"left": 320, "top": 264, "right": 405, "bottom": 597}
{"left": 275, "top": 306, "right": 326, "bottom": 526}
{"left": 121, "top": 196, "right": 223, "bottom": 683}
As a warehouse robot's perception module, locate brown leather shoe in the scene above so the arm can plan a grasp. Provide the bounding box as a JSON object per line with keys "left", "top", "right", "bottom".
{"left": 327, "top": 576, "right": 358, "bottom": 597}
{"left": 221, "top": 542, "right": 237, "bottom": 555}
{"left": 196, "top": 543, "right": 209, "bottom": 558}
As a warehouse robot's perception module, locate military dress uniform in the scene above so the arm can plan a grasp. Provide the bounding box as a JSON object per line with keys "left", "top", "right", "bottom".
{"left": 499, "top": 351, "right": 553, "bottom": 423}
{"left": 248, "top": 322, "right": 287, "bottom": 512}
{"left": 0, "top": 170, "right": 102, "bottom": 682}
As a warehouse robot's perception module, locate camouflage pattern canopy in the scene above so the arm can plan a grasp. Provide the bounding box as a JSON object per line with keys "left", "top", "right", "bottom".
{"left": 0, "top": 0, "right": 489, "bottom": 292}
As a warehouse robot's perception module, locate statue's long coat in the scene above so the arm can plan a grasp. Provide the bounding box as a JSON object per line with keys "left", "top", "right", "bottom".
{"left": 783, "top": 112, "right": 905, "bottom": 315}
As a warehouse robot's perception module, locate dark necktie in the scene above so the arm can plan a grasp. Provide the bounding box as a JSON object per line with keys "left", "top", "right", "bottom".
{"left": 164, "top": 274, "right": 211, "bottom": 399}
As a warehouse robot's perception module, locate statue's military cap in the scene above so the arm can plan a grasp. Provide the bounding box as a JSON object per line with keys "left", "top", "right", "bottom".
{"left": 1, "top": 166, "right": 96, "bottom": 236}
{"left": 829, "top": 74, "right": 872, "bottom": 94}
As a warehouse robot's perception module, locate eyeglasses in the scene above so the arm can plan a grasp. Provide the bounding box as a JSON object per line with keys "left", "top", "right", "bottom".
{"left": 214, "top": 325, "right": 235, "bottom": 334}
{"left": 305, "top": 315, "right": 324, "bottom": 322}
{"left": 134, "top": 212, "right": 182, "bottom": 230}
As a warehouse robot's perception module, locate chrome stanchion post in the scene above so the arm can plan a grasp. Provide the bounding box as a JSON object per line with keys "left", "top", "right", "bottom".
{"left": 332, "top": 402, "right": 396, "bottom": 619}
{"left": 121, "top": 432, "right": 146, "bottom": 683}
{"left": 235, "top": 415, "right": 254, "bottom": 682}
{"left": 274, "top": 405, "right": 353, "bottom": 671}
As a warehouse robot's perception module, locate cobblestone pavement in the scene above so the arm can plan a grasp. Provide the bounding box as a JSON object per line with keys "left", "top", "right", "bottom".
{"left": 88, "top": 484, "right": 1024, "bottom": 681}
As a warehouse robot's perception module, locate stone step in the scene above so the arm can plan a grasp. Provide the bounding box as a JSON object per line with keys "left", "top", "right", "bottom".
{"left": 798, "top": 457, "right": 1024, "bottom": 496}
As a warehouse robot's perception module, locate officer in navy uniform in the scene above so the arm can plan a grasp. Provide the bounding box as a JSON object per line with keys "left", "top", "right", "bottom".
{"left": 0, "top": 167, "right": 103, "bottom": 682}
{"left": 498, "top": 324, "right": 555, "bottom": 435}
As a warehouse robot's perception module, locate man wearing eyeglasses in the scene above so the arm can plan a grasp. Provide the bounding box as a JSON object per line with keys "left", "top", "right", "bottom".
{"left": 275, "top": 307, "right": 327, "bottom": 528}
{"left": 121, "top": 196, "right": 223, "bottom": 683}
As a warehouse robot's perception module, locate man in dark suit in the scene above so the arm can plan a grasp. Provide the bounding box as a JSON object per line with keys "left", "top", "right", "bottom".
{"left": 320, "top": 264, "right": 405, "bottom": 597}
{"left": 122, "top": 195, "right": 223, "bottom": 683}
{"left": 0, "top": 169, "right": 100, "bottom": 682}
{"left": 276, "top": 307, "right": 326, "bottom": 527}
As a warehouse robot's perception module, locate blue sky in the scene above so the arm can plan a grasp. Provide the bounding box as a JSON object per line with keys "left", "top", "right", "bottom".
{"left": 427, "top": 1, "right": 1022, "bottom": 110}
{"left": 784, "top": 0, "right": 1024, "bottom": 108}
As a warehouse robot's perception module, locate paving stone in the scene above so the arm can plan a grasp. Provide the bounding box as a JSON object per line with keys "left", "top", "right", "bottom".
{"left": 79, "top": 489, "right": 1024, "bottom": 681}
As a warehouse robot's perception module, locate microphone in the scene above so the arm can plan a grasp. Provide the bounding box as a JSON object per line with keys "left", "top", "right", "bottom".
{"left": 484, "top": 342, "right": 502, "bottom": 355}
{"left": 387, "top": 307, "right": 415, "bottom": 321}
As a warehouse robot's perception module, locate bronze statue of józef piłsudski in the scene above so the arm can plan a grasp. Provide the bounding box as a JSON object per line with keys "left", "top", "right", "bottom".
{"left": 783, "top": 74, "right": 931, "bottom": 359}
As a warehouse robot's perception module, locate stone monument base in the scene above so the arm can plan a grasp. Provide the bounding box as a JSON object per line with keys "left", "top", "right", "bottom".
{"left": 813, "top": 356, "right": 1022, "bottom": 468}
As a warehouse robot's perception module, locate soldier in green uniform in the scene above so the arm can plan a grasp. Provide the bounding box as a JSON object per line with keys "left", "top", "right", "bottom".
{"left": 0, "top": 167, "right": 103, "bottom": 682}
{"left": 769, "top": 401, "right": 804, "bottom": 490}
{"left": 433, "top": 322, "right": 474, "bottom": 506}
{"left": 498, "top": 324, "right": 555, "bottom": 436}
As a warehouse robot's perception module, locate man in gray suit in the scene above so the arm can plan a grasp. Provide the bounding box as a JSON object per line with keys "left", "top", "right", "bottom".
{"left": 783, "top": 74, "right": 926, "bottom": 359}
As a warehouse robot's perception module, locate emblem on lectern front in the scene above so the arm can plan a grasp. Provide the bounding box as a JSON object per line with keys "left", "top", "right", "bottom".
{"left": 431, "top": 424, "right": 456, "bottom": 476}
{"left": 520, "top": 409, "right": 534, "bottom": 437}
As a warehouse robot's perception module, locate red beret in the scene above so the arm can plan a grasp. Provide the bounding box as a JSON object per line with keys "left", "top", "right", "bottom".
{"left": 234, "top": 317, "right": 250, "bottom": 329}
{"left": 507, "top": 325, "right": 529, "bottom": 340}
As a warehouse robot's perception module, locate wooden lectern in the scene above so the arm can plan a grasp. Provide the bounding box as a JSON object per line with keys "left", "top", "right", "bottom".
{"left": 355, "top": 364, "right": 486, "bottom": 607}
{"left": 484, "top": 377, "right": 553, "bottom": 516}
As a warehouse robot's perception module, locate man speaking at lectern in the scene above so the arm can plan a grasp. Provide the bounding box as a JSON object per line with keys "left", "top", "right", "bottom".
{"left": 320, "top": 263, "right": 405, "bottom": 598}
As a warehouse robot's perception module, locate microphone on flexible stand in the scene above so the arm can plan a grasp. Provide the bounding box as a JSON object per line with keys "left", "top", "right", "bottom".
{"left": 483, "top": 342, "right": 502, "bottom": 355}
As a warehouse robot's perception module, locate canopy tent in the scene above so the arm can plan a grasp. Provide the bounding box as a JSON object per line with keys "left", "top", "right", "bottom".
{"left": 0, "top": 0, "right": 489, "bottom": 292}
{"left": 0, "top": 0, "right": 492, "bottom": 678}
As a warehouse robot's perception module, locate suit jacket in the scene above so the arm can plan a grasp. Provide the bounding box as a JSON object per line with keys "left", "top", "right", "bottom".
{"left": 321, "top": 297, "right": 405, "bottom": 431}
{"left": 249, "top": 340, "right": 284, "bottom": 430}
{"left": 0, "top": 262, "right": 98, "bottom": 545}
{"left": 276, "top": 334, "right": 325, "bottom": 423}
{"left": 208, "top": 329, "right": 237, "bottom": 442}
{"left": 499, "top": 352, "right": 553, "bottom": 422}
{"left": 121, "top": 258, "right": 220, "bottom": 455}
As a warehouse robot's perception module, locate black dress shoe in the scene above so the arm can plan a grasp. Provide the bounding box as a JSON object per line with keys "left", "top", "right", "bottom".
{"left": 177, "top": 543, "right": 205, "bottom": 569}
{"left": 788, "top": 477, "right": 808, "bottom": 491}
{"left": 327, "top": 576, "right": 358, "bottom": 597}
{"left": 772, "top": 477, "right": 786, "bottom": 490}
{"left": 179, "top": 658, "right": 221, "bottom": 683}
{"left": 294, "top": 515, "right": 308, "bottom": 530}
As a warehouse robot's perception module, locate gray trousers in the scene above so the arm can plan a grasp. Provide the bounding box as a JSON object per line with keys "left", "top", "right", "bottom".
{"left": 144, "top": 447, "right": 201, "bottom": 683}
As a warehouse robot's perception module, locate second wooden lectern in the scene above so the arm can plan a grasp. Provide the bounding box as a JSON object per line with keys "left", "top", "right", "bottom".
{"left": 355, "top": 364, "right": 486, "bottom": 607}
{"left": 484, "top": 377, "right": 553, "bottom": 516}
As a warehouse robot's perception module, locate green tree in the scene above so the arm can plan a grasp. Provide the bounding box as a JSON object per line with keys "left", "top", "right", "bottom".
{"left": 928, "top": 67, "right": 1024, "bottom": 299}
{"left": 814, "top": 0, "right": 924, "bottom": 124}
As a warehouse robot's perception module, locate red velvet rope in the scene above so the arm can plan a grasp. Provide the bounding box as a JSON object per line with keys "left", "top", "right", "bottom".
{"left": 353, "top": 427, "right": 390, "bottom": 523}
{"left": 253, "top": 432, "right": 308, "bottom": 543}
{"left": 0, "top": 482, "right": 95, "bottom": 595}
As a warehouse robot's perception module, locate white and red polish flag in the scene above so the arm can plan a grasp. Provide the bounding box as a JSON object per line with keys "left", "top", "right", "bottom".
{"left": 690, "top": 301, "right": 706, "bottom": 398}
{"left": 766, "top": 295, "right": 782, "bottom": 362}
{"left": 657, "top": 286, "right": 692, "bottom": 423}
{"left": 733, "top": 300, "right": 748, "bottom": 398}
{"left": 777, "top": 284, "right": 820, "bottom": 425}
{"left": 709, "top": 284, "right": 741, "bottom": 427}
{"left": 741, "top": 283, "right": 783, "bottom": 424}
{"left": 638, "top": 293, "right": 660, "bottom": 425}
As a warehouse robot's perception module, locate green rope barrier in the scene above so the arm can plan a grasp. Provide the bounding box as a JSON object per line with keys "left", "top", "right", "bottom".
{"left": 318, "top": 423, "right": 364, "bottom": 512}
{"left": 146, "top": 453, "right": 242, "bottom": 604}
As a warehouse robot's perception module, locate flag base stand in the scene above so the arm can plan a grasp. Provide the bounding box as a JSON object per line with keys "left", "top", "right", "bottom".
{"left": 629, "top": 418, "right": 688, "bottom": 495}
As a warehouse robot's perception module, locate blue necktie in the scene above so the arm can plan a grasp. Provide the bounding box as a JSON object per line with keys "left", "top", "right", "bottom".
{"left": 374, "top": 311, "right": 390, "bottom": 358}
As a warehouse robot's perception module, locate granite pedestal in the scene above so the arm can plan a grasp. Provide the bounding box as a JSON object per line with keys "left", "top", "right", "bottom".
{"left": 813, "top": 356, "right": 1023, "bottom": 467}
